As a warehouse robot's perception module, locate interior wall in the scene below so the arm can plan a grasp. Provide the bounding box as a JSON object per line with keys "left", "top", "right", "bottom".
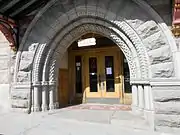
{"left": 0, "top": 31, "right": 11, "bottom": 111}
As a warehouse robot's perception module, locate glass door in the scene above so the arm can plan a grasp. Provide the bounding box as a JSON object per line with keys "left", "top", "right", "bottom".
{"left": 85, "top": 54, "right": 102, "bottom": 98}
{"left": 85, "top": 50, "right": 122, "bottom": 103}
{"left": 101, "top": 52, "right": 122, "bottom": 100}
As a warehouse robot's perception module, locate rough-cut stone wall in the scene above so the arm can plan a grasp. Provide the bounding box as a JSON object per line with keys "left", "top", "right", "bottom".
{"left": 11, "top": 0, "right": 179, "bottom": 134}
{"left": 11, "top": 43, "right": 38, "bottom": 109}
{"left": 0, "top": 31, "right": 12, "bottom": 110}
{"left": 152, "top": 80, "right": 180, "bottom": 133}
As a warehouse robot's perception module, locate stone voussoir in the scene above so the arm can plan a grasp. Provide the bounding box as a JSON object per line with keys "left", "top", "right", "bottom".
{"left": 151, "top": 62, "right": 174, "bottom": 78}
{"left": 136, "top": 20, "right": 160, "bottom": 39}
{"left": 148, "top": 46, "right": 172, "bottom": 65}
{"left": 143, "top": 31, "right": 168, "bottom": 51}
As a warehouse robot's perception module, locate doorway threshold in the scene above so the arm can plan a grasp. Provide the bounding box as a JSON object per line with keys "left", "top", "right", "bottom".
{"left": 65, "top": 103, "right": 131, "bottom": 111}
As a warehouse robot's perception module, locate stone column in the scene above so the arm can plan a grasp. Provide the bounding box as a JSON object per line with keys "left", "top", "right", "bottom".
{"left": 49, "top": 81, "right": 56, "bottom": 110}
{"left": 55, "top": 85, "right": 59, "bottom": 109}
{"left": 131, "top": 85, "right": 138, "bottom": 112}
{"left": 149, "top": 86, "right": 154, "bottom": 110}
{"left": 144, "top": 85, "right": 154, "bottom": 130}
{"left": 144, "top": 85, "right": 150, "bottom": 110}
{"left": 138, "top": 85, "right": 144, "bottom": 111}
{"left": 32, "top": 82, "right": 41, "bottom": 112}
{"left": 41, "top": 81, "right": 48, "bottom": 111}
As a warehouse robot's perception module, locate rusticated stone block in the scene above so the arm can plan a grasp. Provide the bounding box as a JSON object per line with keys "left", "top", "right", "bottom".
{"left": 17, "top": 71, "right": 30, "bottom": 82}
{"left": 151, "top": 62, "right": 174, "bottom": 78}
{"left": 155, "top": 114, "right": 180, "bottom": 128}
{"left": 11, "top": 91, "right": 29, "bottom": 100}
{"left": 127, "top": 19, "right": 145, "bottom": 29}
{"left": 148, "top": 46, "right": 172, "bottom": 65}
{"left": 19, "top": 51, "right": 34, "bottom": 71}
{"left": 153, "top": 89, "right": 180, "bottom": 102}
{"left": 137, "top": 20, "right": 160, "bottom": 39}
{"left": 143, "top": 31, "right": 168, "bottom": 51}
{"left": 154, "top": 102, "right": 180, "bottom": 115}
{"left": 155, "top": 126, "right": 180, "bottom": 134}
{"left": 11, "top": 99, "right": 28, "bottom": 108}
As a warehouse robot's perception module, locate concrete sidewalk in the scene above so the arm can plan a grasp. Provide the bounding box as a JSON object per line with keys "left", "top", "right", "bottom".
{"left": 0, "top": 105, "right": 175, "bottom": 135}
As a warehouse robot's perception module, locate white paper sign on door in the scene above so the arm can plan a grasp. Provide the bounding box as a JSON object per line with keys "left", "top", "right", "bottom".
{"left": 106, "top": 67, "right": 112, "bottom": 75}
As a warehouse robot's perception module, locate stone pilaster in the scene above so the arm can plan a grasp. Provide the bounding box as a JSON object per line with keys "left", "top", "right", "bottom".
{"left": 32, "top": 82, "right": 41, "bottom": 112}
{"left": 131, "top": 85, "right": 138, "bottom": 113}
{"left": 49, "top": 81, "right": 57, "bottom": 110}
{"left": 41, "top": 81, "right": 49, "bottom": 111}
{"left": 144, "top": 85, "right": 154, "bottom": 130}
{"left": 138, "top": 85, "right": 144, "bottom": 112}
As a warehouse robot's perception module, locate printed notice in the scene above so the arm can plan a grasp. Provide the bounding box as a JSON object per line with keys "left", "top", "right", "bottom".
{"left": 106, "top": 67, "right": 112, "bottom": 75}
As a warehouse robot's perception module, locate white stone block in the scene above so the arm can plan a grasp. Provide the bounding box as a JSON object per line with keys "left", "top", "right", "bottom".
{"left": 0, "top": 84, "right": 10, "bottom": 110}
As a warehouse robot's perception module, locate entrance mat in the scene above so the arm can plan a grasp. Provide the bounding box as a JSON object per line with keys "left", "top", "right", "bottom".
{"left": 66, "top": 104, "right": 131, "bottom": 111}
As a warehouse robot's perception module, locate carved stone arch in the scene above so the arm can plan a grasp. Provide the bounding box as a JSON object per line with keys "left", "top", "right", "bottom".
{"left": 46, "top": 23, "right": 140, "bottom": 83}
{"left": 11, "top": 0, "right": 180, "bottom": 133}
{"left": 38, "top": 17, "right": 150, "bottom": 86}
{"left": 32, "top": 13, "right": 150, "bottom": 84}
{"left": 15, "top": 0, "right": 176, "bottom": 86}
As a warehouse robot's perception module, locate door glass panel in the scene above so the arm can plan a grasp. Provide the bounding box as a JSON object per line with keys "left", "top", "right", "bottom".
{"left": 105, "top": 56, "right": 115, "bottom": 92}
{"left": 75, "top": 56, "right": 82, "bottom": 93}
{"left": 124, "top": 58, "right": 131, "bottom": 93}
{"left": 89, "top": 57, "right": 98, "bottom": 92}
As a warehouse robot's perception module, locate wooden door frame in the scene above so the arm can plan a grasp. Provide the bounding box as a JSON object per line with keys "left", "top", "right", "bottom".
{"left": 68, "top": 45, "right": 132, "bottom": 104}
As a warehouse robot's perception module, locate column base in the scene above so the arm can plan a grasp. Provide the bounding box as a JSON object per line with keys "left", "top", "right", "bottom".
{"left": 55, "top": 102, "right": 59, "bottom": 109}
{"left": 42, "top": 104, "right": 48, "bottom": 111}
{"left": 49, "top": 102, "right": 59, "bottom": 110}
{"left": 131, "top": 105, "right": 143, "bottom": 115}
{"left": 31, "top": 105, "right": 41, "bottom": 112}
{"left": 131, "top": 105, "right": 138, "bottom": 113}
{"left": 144, "top": 109, "right": 155, "bottom": 131}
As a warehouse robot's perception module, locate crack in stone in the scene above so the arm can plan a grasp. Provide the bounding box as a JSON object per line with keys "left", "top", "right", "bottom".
{"left": 15, "top": 123, "right": 41, "bottom": 135}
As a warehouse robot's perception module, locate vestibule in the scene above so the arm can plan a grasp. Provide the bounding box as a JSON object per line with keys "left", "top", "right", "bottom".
{"left": 58, "top": 34, "right": 132, "bottom": 107}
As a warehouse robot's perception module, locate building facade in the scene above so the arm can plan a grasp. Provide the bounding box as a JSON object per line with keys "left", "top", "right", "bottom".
{"left": 0, "top": 0, "right": 180, "bottom": 134}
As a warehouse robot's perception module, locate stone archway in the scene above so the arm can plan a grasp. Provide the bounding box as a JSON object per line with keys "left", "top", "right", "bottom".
{"left": 12, "top": 0, "right": 179, "bottom": 133}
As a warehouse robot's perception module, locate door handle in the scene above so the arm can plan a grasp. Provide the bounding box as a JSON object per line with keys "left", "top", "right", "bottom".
{"left": 118, "top": 74, "right": 121, "bottom": 83}
{"left": 99, "top": 74, "right": 101, "bottom": 82}
{"left": 98, "top": 74, "right": 101, "bottom": 87}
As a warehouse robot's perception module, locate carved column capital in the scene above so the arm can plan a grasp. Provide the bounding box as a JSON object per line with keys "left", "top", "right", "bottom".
{"left": 32, "top": 81, "right": 42, "bottom": 87}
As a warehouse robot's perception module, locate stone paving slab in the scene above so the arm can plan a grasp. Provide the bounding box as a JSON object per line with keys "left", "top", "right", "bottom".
{"left": 0, "top": 106, "right": 176, "bottom": 135}
{"left": 20, "top": 115, "right": 165, "bottom": 135}
{"left": 49, "top": 109, "right": 115, "bottom": 124}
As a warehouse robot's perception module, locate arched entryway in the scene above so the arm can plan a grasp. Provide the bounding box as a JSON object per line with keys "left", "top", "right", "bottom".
{"left": 58, "top": 33, "right": 132, "bottom": 107}
{"left": 12, "top": 0, "right": 178, "bottom": 132}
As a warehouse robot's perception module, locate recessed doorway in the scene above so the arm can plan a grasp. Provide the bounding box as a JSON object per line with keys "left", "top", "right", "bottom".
{"left": 58, "top": 34, "right": 132, "bottom": 106}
